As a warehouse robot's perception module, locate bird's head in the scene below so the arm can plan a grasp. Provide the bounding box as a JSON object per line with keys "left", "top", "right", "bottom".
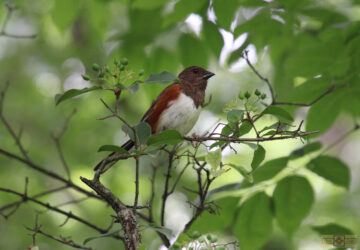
{"left": 178, "top": 66, "right": 215, "bottom": 83}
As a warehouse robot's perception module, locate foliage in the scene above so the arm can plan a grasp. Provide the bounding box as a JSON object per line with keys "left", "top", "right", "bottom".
{"left": 0, "top": 0, "right": 359, "bottom": 249}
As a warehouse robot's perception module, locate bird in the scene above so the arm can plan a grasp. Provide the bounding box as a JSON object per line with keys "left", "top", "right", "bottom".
{"left": 94, "top": 66, "right": 215, "bottom": 172}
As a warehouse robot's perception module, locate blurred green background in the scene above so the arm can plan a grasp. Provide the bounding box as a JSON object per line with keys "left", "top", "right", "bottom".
{"left": 0, "top": 0, "right": 360, "bottom": 249}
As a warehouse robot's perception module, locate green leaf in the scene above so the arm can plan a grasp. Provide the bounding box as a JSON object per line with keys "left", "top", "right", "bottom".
{"left": 145, "top": 226, "right": 173, "bottom": 240}
{"left": 233, "top": 192, "right": 273, "bottom": 250}
{"left": 132, "top": 0, "right": 168, "bottom": 9}
{"left": 122, "top": 124, "right": 136, "bottom": 142}
{"left": 209, "top": 141, "right": 226, "bottom": 149}
{"left": 290, "top": 142, "right": 322, "bottom": 159}
{"left": 145, "top": 71, "right": 177, "bottom": 85}
{"left": 227, "top": 110, "right": 244, "bottom": 123}
{"left": 174, "top": 233, "right": 192, "bottom": 247}
{"left": 259, "top": 122, "right": 290, "bottom": 134}
{"left": 306, "top": 91, "right": 343, "bottom": 136}
{"left": 238, "top": 120, "right": 253, "bottom": 136}
{"left": 206, "top": 149, "right": 222, "bottom": 170}
{"left": 55, "top": 86, "right": 102, "bottom": 105}
{"left": 135, "top": 122, "right": 151, "bottom": 145}
{"left": 251, "top": 145, "right": 265, "bottom": 170}
{"left": 229, "top": 164, "right": 253, "bottom": 183}
{"left": 97, "top": 145, "right": 130, "bottom": 154}
{"left": 262, "top": 106, "right": 294, "bottom": 122}
{"left": 162, "top": 0, "right": 207, "bottom": 27}
{"left": 307, "top": 156, "right": 350, "bottom": 189}
{"left": 284, "top": 42, "right": 348, "bottom": 78}
{"left": 312, "top": 223, "right": 353, "bottom": 235}
{"left": 83, "top": 229, "right": 121, "bottom": 245}
{"left": 221, "top": 124, "right": 233, "bottom": 136}
{"left": 179, "top": 34, "right": 208, "bottom": 67}
{"left": 147, "top": 130, "right": 183, "bottom": 146}
{"left": 252, "top": 157, "right": 289, "bottom": 185}
{"left": 273, "top": 175, "right": 314, "bottom": 235}
{"left": 202, "top": 20, "right": 223, "bottom": 56}
{"left": 128, "top": 81, "right": 141, "bottom": 94}
{"left": 51, "top": 0, "right": 82, "bottom": 31}
{"left": 206, "top": 158, "right": 289, "bottom": 197}
{"left": 213, "top": 0, "right": 238, "bottom": 30}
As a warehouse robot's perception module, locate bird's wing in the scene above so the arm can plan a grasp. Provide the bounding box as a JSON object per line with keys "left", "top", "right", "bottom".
{"left": 141, "top": 83, "right": 181, "bottom": 133}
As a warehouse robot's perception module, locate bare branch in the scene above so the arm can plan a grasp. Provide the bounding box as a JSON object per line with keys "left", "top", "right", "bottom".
{"left": 273, "top": 83, "right": 348, "bottom": 106}
{"left": 160, "top": 150, "right": 175, "bottom": 226}
{"left": 322, "top": 122, "right": 360, "bottom": 154}
{"left": 0, "top": 148, "right": 101, "bottom": 200}
{"left": 80, "top": 176, "right": 141, "bottom": 249}
{"left": 0, "top": 187, "right": 119, "bottom": 236}
{"left": 184, "top": 130, "right": 318, "bottom": 143}
{"left": 0, "top": 185, "right": 68, "bottom": 214}
{"left": 52, "top": 109, "right": 77, "bottom": 180}
{"left": 25, "top": 225, "right": 93, "bottom": 250}
{"left": 133, "top": 156, "right": 140, "bottom": 214}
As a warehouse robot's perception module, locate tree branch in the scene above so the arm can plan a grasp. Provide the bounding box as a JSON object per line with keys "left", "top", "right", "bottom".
{"left": 0, "top": 148, "right": 101, "bottom": 200}
{"left": 0, "top": 187, "right": 119, "bottom": 236}
{"left": 184, "top": 130, "right": 318, "bottom": 143}
{"left": 25, "top": 225, "right": 93, "bottom": 250}
{"left": 80, "top": 176, "right": 141, "bottom": 250}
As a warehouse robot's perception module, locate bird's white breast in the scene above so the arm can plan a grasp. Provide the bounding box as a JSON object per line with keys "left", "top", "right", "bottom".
{"left": 156, "top": 93, "right": 200, "bottom": 135}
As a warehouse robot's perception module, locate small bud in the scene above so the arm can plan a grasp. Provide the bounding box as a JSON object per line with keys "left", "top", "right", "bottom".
{"left": 114, "top": 58, "right": 118, "bottom": 65}
{"left": 255, "top": 89, "right": 261, "bottom": 96}
{"left": 138, "top": 69, "right": 144, "bottom": 76}
{"left": 119, "top": 65, "right": 125, "bottom": 71}
{"left": 261, "top": 93, "right": 267, "bottom": 99}
{"left": 210, "top": 235, "right": 217, "bottom": 243}
{"left": 238, "top": 92, "right": 244, "bottom": 100}
{"left": 206, "top": 234, "right": 212, "bottom": 241}
{"left": 172, "top": 242, "right": 180, "bottom": 249}
{"left": 92, "top": 63, "right": 100, "bottom": 71}
{"left": 190, "top": 231, "right": 201, "bottom": 239}
{"left": 120, "top": 58, "right": 128, "bottom": 65}
{"left": 105, "top": 66, "right": 110, "bottom": 73}
{"left": 82, "top": 74, "right": 90, "bottom": 81}
{"left": 98, "top": 72, "right": 105, "bottom": 78}
{"left": 244, "top": 91, "right": 251, "bottom": 99}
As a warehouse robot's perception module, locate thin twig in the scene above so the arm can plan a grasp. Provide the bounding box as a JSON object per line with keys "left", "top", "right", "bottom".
{"left": 242, "top": 50, "right": 275, "bottom": 103}
{"left": 160, "top": 150, "right": 175, "bottom": 226}
{"left": 24, "top": 225, "right": 93, "bottom": 250}
{"left": 0, "top": 148, "right": 101, "bottom": 200}
{"left": 184, "top": 130, "right": 318, "bottom": 143}
{"left": 321, "top": 123, "right": 360, "bottom": 154}
{"left": 133, "top": 156, "right": 140, "bottom": 213}
{"left": 273, "top": 83, "right": 348, "bottom": 106}
{"left": 52, "top": 109, "right": 77, "bottom": 180}
{"left": 0, "top": 187, "right": 118, "bottom": 235}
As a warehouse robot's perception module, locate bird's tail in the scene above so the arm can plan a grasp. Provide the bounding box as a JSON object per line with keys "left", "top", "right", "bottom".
{"left": 94, "top": 139, "right": 135, "bottom": 172}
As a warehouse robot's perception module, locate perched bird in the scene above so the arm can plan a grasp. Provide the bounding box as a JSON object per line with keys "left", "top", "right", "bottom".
{"left": 95, "top": 66, "right": 215, "bottom": 172}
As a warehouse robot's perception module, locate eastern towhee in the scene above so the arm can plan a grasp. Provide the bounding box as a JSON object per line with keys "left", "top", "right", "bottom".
{"left": 95, "top": 66, "right": 215, "bottom": 172}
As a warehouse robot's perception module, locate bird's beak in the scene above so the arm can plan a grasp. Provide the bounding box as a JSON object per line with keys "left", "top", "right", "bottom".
{"left": 202, "top": 71, "right": 215, "bottom": 80}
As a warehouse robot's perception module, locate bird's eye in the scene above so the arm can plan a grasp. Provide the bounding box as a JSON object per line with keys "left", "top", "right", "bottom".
{"left": 192, "top": 69, "right": 199, "bottom": 74}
